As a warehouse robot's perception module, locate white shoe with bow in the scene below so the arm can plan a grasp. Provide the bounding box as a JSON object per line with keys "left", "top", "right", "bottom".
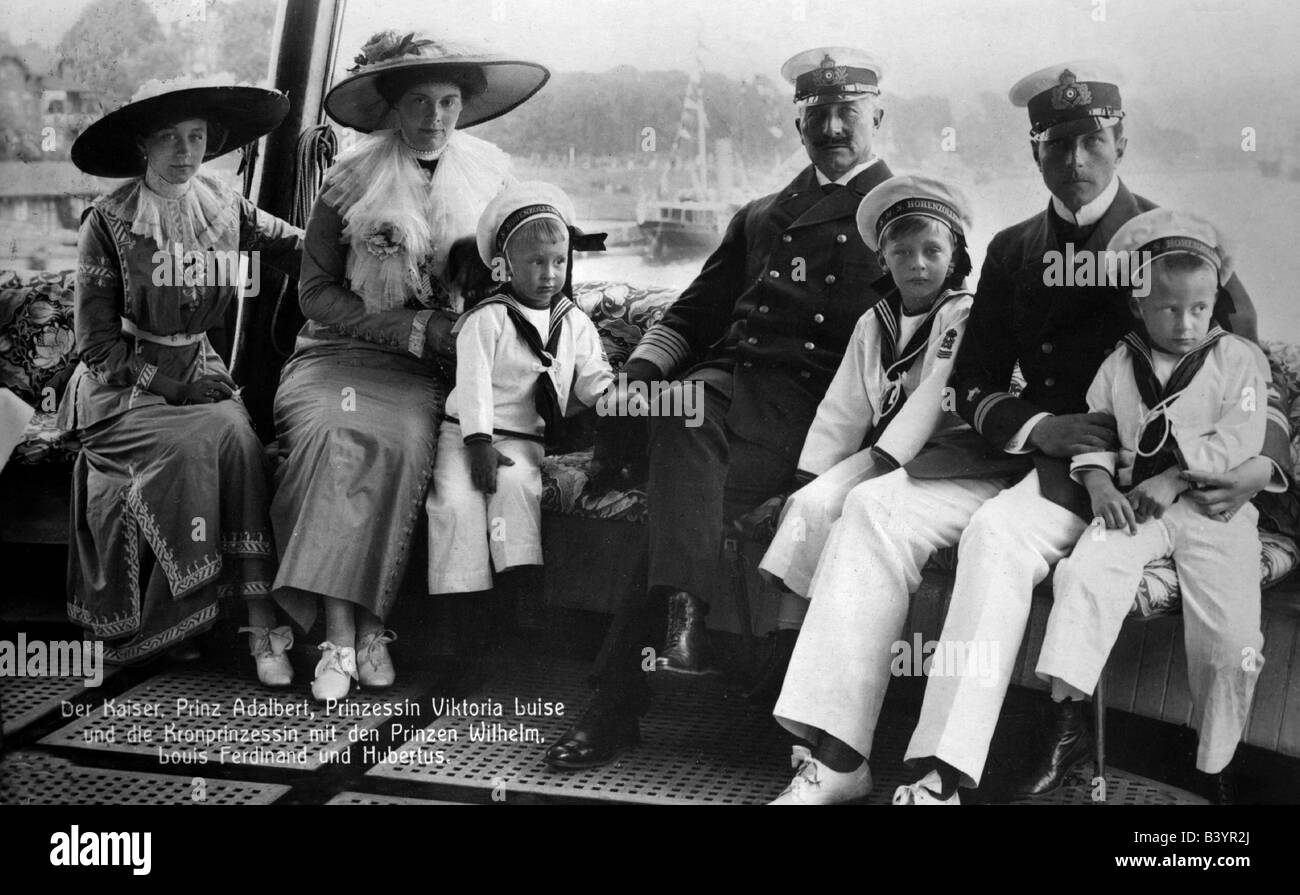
{"left": 892, "top": 769, "right": 961, "bottom": 805}
{"left": 240, "top": 625, "right": 294, "bottom": 688}
{"left": 768, "top": 745, "right": 873, "bottom": 805}
{"left": 311, "top": 642, "right": 357, "bottom": 702}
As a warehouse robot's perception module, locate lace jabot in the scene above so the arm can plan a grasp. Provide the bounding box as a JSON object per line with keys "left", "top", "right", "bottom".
{"left": 322, "top": 128, "right": 513, "bottom": 314}
{"left": 96, "top": 172, "right": 239, "bottom": 254}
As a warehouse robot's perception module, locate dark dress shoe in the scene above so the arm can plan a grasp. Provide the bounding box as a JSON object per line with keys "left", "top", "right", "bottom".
{"left": 733, "top": 629, "right": 798, "bottom": 704}
{"left": 545, "top": 698, "right": 641, "bottom": 770}
{"left": 656, "top": 591, "right": 711, "bottom": 674}
{"left": 1016, "top": 699, "right": 1092, "bottom": 797}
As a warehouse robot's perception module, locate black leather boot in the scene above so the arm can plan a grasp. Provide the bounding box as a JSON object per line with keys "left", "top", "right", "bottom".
{"left": 1016, "top": 699, "right": 1092, "bottom": 797}
{"left": 656, "top": 591, "right": 711, "bottom": 674}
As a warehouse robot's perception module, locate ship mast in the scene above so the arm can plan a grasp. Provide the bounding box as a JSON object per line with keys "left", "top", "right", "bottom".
{"left": 696, "top": 75, "right": 707, "bottom": 197}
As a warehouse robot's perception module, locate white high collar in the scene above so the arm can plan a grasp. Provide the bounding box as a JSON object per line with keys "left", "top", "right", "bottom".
{"left": 1051, "top": 175, "right": 1120, "bottom": 227}
{"left": 143, "top": 166, "right": 192, "bottom": 199}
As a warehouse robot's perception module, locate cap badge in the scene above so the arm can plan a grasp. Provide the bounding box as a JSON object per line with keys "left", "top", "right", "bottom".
{"left": 819, "top": 54, "right": 848, "bottom": 86}
{"left": 1050, "top": 69, "right": 1092, "bottom": 110}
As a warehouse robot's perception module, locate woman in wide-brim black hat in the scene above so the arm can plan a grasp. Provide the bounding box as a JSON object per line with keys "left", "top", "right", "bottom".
{"left": 60, "top": 77, "right": 303, "bottom": 681}
{"left": 270, "top": 32, "right": 549, "bottom": 701}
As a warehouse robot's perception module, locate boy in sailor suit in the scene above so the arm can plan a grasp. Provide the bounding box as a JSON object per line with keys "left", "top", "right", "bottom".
{"left": 760, "top": 175, "right": 975, "bottom": 621}
{"left": 427, "top": 182, "right": 613, "bottom": 594}
{"left": 1036, "top": 209, "right": 1268, "bottom": 799}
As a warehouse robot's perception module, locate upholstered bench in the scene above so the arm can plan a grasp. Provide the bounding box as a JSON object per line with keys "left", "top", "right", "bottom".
{"left": 4, "top": 268, "right": 1298, "bottom": 758}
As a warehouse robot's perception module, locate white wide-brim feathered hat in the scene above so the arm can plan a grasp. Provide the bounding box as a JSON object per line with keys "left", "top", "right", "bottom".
{"left": 72, "top": 76, "right": 288, "bottom": 178}
{"left": 325, "top": 31, "right": 550, "bottom": 133}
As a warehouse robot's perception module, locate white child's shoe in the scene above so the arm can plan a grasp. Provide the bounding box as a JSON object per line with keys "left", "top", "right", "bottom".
{"left": 357, "top": 630, "right": 397, "bottom": 688}
{"left": 311, "top": 642, "right": 357, "bottom": 702}
{"left": 240, "top": 625, "right": 294, "bottom": 688}
{"left": 768, "top": 745, "right": 873, "bottom": 805}
{"left": 892, "top": 770, "right": 961, "bottom": 805}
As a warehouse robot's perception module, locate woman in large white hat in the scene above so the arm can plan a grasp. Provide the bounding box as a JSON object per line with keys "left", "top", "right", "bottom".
{"left": 61, "top": 78, "right": 302, "bottom": 678}
{"left": 270, "top": 32, "right": 548, "bottom": 701}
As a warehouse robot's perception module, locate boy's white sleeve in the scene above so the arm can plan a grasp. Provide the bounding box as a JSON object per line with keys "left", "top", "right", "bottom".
{"left": 1175, "top": 337, "right": 1269, "bottom": 475}
{"left": 569, "top": 313, "right": 615, "bottom": 410}
{"left": 797, "top": 311, "right": 877, "bottom": 476}
{"left": 455, "top": 307, "right": 503, "bottom": 440}
{"left": 1070, "top": 349, "right": 1122, "bottom": 482}
{"left": 873, "top": 294, "right": 972, "bottom": 469}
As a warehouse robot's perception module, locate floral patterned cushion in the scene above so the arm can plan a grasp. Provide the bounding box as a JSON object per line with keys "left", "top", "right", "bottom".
{"left": 540, "top": 448, "right": 647, "bottom": 524}
{"left": 1133, "top": 528, "right": 1299, "bottom": 619}
{"left": 573, "top": 281, "right": 680, "bottom": 372}
{"left": 1262, "top": 341, "right": 1300, "bottom": 481}
{"left": 0, "top": 270, "right": 78, "bottom": 408}
{"left": 0, "top": 269, "right": 79, "bottom": 466}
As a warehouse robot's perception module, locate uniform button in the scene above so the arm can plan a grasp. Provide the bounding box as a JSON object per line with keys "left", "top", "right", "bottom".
{"left": 758, "top": 305, "right": 770, "bottom": 313}
{"left": 747, "top": 337, "right": 758, "bottom": 345}
{"left": 1041, "top": 342, "right": 1053, "bottom": 354}
{"left": 824, "top": 274, "right": 837, "bottom": 285}
{"left": 813, "top": 313, "right": 825, "bottom": 324}
{"left": 1044, "top": 377, "right": 1057, "bottom": 387}
{"left": 836, "top": 234, "right": 848, "bottom": 244}
{"left": 804, "top": 342, "right": 815, "bottom": 350}
{"left": 769, "top": 270, "right": 780, "bottom": 278}
{"left": 782, "top": 235, "right": 793, "bottom": 243}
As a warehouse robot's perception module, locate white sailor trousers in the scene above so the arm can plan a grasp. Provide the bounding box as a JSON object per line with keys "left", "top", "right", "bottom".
{"left": 426, "top": 422, "right": 545, "bottom": 594}
{"left": 1037, "top": 500, "right": 1263, "bottom": 774}
{"left": 903, "top": 471, "right": 1088, "bottom": 788}
{"left": 773, "top": 467, "right": 1005, "bottom": 760}
{"left": 759, "top": 448, "right": 884, "bottom": 598}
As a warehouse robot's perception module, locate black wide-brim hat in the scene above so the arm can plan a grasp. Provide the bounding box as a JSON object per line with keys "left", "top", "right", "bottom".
{"left": 324, "top": 34, "right": 549, "bottom": 133}
{"left": 72, "top": 83, "right": 289, "bottom": 178}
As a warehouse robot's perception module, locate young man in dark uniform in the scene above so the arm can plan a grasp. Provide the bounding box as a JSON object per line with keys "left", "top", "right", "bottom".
{"left": 545, "top": 47, "right": 896, "bottom": 770}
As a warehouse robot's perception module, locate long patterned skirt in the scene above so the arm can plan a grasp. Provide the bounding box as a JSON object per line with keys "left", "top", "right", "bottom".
{"left": 67, "top": 400, "right": 275, "bottom": 664}
{"left": 270, "top": 345, "right": 447, "bottom": 632}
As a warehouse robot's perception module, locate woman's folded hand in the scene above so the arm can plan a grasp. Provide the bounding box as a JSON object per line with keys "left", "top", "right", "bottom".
{"left": 175, "top": 373, "right": 237, "bottom": 405}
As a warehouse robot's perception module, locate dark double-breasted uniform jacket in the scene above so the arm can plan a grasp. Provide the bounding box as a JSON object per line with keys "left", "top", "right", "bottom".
{"left": 906, "top": 178, "right": 1291, "bottom": 514}
{"left": 631, "top": 161, "right": 895, "bottom": 460}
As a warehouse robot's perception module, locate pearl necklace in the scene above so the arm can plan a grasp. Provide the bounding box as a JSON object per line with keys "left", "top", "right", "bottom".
{"left": 399, "top": 130, "right": 446, "bottom": 162}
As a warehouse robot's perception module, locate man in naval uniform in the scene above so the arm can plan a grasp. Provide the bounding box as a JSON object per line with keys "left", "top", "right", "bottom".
{"left": 544, "top": 47, "right": 896, "bottom": 770}
{"left": 768, "top": 62, "right": 1291, "bottom": 805}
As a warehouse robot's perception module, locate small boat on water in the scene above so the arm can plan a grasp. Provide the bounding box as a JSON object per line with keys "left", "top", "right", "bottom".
{"left": 636, "top": 69, "right": 743, "bottom": 257}
{"left": 635, "top": 198, "right": 736, "bottom": 254}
